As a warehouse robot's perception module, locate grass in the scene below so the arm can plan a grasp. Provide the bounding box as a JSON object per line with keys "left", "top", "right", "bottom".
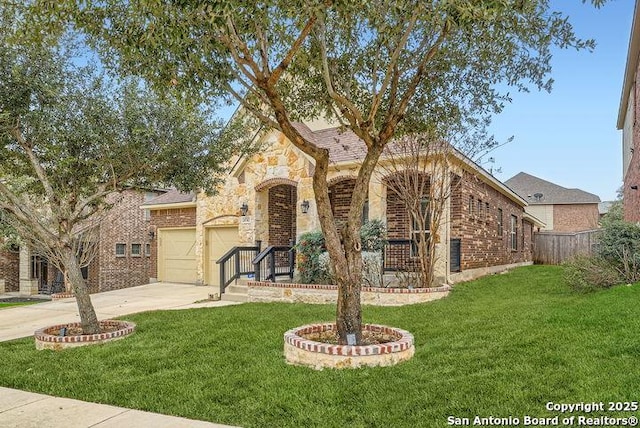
{"left": 0, "top": 265, "right": 639, "bottom": 427}
{"left": 0, "top": 301, "right": 41, "bottom": 309}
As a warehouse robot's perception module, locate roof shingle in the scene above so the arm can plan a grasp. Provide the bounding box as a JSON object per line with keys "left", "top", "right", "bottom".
{"left": 505, "top": 172, "right": 600, "bottom": 205}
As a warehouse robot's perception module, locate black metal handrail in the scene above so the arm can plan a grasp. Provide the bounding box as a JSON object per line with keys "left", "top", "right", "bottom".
{"left": 252, "top": 245, "right": 295, "bottom": 282}
{"left": 216, "top": 246, "right": 259, "bottom": 295}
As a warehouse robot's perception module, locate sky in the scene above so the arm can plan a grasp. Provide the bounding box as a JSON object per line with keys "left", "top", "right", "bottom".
{"left": 484, "top": 0, "right": 634, "bottom": 202}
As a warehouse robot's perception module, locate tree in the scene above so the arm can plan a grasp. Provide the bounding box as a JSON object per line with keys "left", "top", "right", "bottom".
{"left": 0, "top": 4, "right": 239, "bottom": 334}
{"left": 38, "top": 0, "right": 603, "bottom": 343}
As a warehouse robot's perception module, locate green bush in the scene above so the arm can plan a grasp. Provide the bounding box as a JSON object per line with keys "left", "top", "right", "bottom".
{"left": 597, "top": 218, "right": 640, "bottom": 284}
{"left": 294, "top": 231, "right": 329, "bottom": 284}
{"left": 294, "top": 220, "right": 388, "bottom": 284}
{"left": 318, "top": 251, "right": 385, "bottom": 287}
{"left": 562, "top": 255, "right": 621, "bottom": 293}
{"left": 360, "top": 219, "right": 387, "bottom": 252}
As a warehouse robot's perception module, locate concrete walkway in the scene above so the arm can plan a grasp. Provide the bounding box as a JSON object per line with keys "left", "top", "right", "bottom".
{"left": 0, "top": 282, "right": 242, "bottom": 428}
{"left": 0, "top": 282, "right": 239, "bottom": 342}
{"left": 0, "top": 387, "right": 236, "bottom": 428}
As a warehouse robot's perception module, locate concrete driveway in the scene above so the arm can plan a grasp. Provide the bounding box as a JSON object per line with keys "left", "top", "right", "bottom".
{"left": 0, "top": 282, "right": 240, "bottom": 342}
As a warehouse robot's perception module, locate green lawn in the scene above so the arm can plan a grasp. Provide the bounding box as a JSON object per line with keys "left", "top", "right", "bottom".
{"left": 0, "top": 265, "right": 639, "bottom": 427}
{"left": 0, "top": 301, "right": 42, "bottom": 309}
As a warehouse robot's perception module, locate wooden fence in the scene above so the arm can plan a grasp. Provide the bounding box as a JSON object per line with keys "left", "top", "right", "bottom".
{"left": 533, "top": 229, "right": 600, "bottom": 265}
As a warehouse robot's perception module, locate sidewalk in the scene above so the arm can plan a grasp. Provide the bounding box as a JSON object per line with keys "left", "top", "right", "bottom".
{"left": 0, "top": 282, "right": 242, "bottom": 428}
{"left": 0, "top": 387, "right": 237, "bottom": 428}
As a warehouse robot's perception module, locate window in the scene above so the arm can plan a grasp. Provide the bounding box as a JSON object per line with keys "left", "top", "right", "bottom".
{"left": 362, "top": 197, "right": 369, "bottom": 225}
{"left": 477, "top": 199, "right": 483, "bottom": 220}
{"left": 131, "top": 243, "right": 142, "bottom": 257}
{"left": 485, "top": 202, "right": 490, "bottom": 222}
{"left": 115, "top": 243, "right": 126, "bottom": 257}
{"left": 468, "top": 196, "right": 474, "bottom": 216}
{"left": 510, "top": 215, "right": 518, "bottom": 250}
{"left": 411, "top": 197, "right": 431, "bottom": 257}
{"left": 497, "top": 208, "right": 503, "bottom": 236}
{"left": 145, "top": 243, "right": 151, "bottom": 257}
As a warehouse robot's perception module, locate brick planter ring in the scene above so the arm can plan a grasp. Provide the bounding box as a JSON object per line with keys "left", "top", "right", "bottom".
{"left": 51, "top": 292, "right": 75, "bottom": 300}
{"left": 284, "top": 323, "right": 414, "bottom": 370}
{"left": 34, "top": 320, "right": 136, "bottom": 351}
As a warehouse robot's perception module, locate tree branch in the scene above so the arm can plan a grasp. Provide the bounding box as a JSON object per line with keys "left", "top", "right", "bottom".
{"left": 268, "top": 15, "right": 317, "bottom": 86}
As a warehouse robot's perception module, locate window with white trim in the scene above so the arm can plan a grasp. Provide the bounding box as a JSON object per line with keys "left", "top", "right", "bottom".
{"left": 131, "top": 243, "right": 142, "bottom": 257}
{"left": 115, "top": 243, "right": 126, "bottom": 257}
{"left": 497, "top": 208, "right": 503, "bottom": 236}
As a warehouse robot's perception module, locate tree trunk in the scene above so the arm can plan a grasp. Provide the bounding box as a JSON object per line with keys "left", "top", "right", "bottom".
{"left": 62, "top": 246, "right": 101, "bottom": 334}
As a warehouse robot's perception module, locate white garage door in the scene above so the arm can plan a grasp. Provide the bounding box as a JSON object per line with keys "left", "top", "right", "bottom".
{"left": 206, "top": 226, "right": 240, "bottom": 287}
{"left": 158, "top": 228, "right": 197, "bottom": 283}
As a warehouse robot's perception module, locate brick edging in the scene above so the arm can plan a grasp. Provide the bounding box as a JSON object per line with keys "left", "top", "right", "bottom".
{"left": 34, "top": 320, "right": 136, "bottom": 344}
{"left": 51, "top": 292, "right": 75, "bottom": 300}
{"left": 249, "top": 281, "right": 450, "bottom": 294}
{"left": 284, "top": 323, "right": 414, "bottom": 356}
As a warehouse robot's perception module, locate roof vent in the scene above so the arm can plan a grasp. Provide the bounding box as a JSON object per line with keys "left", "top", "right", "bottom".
{"left": 533, "top": 193, "right": 543, "bottom": 202}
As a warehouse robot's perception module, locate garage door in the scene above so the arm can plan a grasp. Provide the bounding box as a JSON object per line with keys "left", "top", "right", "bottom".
{"left": 158, "top": 228, "right": 197, "bottom": 283}
{"left": 206, "top": 226, "right": 240, "bottom": 287}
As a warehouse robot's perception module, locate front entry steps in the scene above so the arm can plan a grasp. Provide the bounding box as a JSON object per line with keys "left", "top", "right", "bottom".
{"left": 221, "top": 284, "right": 248, "bottom": 303}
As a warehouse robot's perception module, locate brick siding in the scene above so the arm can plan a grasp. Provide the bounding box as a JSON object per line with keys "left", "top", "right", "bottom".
{"left": 451, "top": 171, "right": 532, "bottom": 270}
{"left": 149, "top": 207, "right": 197, "bottom": 279}
{"left": 625, "top": 60, "right": 640, "bottom": 222}
{"left": 552, "top": 204, "right": 599, "bottom": 232}
{"left": 329, "top": 179, "right": 356, "bottom": 226}
{"left": 268, "top": 184, "right": 297, "bottom": 246}
{"left": 0, "top": 248, "right": 19, "bottom": 292}
{"left": 95, "top": 191, "right": 158, "bottom": 292}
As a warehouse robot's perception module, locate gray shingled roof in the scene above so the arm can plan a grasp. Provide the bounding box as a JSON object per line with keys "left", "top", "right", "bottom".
{"left": 142, "top": 189, "right": 195, "bottom": 206}
{"left": 505, "top": 172, "right": 600, "bottom": 205}
{"left": 291, "top": 123, "right": 369, "bottom": 164}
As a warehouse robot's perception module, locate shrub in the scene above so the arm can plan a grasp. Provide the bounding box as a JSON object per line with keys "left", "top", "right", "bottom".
{"left": 317, "top": 251, "right": 385, "bottom": 287}
{"left": 360, "top": 219, "right": 387, "bottom": 252}
{"left": 295, "top": 231, "right": 330, "bottom": 284}
{"left": 597, "top": 219, "right": 640, "bottom": 284}
{"left": 562, "top": 255, "right": 621, "bottom": 293}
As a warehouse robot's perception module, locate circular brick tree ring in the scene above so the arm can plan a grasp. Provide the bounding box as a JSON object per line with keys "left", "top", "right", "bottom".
{"left": 34, "top": 320, "right": 136, "bottom": 351}
{"left": 284, "top": 323, "right": 414, "bottom": 370}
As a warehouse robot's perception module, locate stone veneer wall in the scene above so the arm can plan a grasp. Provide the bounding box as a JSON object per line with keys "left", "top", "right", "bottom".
{"left": 450, "top": 171, "right": 532, "bottom": 270}
{"left": 247, "top": 281, "right": 450, "bottom": 306}
{"left": 0, "top": 248, "right": 19, "bottom": 292}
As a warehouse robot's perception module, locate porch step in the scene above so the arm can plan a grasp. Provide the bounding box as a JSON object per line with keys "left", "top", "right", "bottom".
{"left": 221, "top": 284, "right": 248, "bottom": 303}
{"left": 221, "top": 292, "right": 248, "bottom": 303}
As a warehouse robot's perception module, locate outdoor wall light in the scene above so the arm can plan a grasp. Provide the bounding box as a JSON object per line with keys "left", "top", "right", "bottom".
{"left": 301, "top": 200, "right": 310, "bottom": 214}
{"left": 148, "top": 228, "right": 155, "bottom": 240}
{"left": 240, "top": 202, "right": 249, "bottom": 216}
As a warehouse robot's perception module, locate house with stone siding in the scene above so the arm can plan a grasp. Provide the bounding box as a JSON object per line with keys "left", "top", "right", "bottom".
{"left": 144, "top": 124, "right": 543, "bottom": 291}
{"left": 1, "top": 189, "right": 162, "bottom": 295}
{"left": 505, "top": 172, "right": 600, "bottom": 232}
{"left": 618, "top": 0, "right": 640, "bottom": 222}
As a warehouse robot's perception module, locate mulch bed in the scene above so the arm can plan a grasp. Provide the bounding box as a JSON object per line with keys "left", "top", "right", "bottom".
{"left": 301, "top": 330, "right": 400, "bottom": 345}
{"left": 46, "top": 325, "right": 122, "bottom": 337}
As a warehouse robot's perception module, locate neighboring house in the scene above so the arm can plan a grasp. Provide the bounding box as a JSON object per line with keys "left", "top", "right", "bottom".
{"left": 8, "top": 189, "right": 162, "bottom": 295}
{"left": 598, "top": 201, "right": 615, "bottom": 221}
{"left": 505, "top": 172, "right": 600, "bottom": 232}
{"left": 618, "top": 0, "right": 640, "bottom": 222}
{"left": 143, "top": 125, "right": 544, "bottom": 289}
{"left": 0, "top": 246, "right": 19, "bottom": 293}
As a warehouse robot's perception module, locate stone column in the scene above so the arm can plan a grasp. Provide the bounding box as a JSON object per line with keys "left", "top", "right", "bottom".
{"left": 19, "top": 247, "right": 38, "bottom": 295}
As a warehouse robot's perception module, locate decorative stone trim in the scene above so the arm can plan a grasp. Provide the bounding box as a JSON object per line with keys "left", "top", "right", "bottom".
{"left": 326, "top": 175, "right": 358, "bottom": 186}
{"left": 247, "top": 281, "right": 450, "bottom": 306}
{"left": 34, "top": 320, "right": 136, "bottom": 351}
{"left": 254, "top": 177, "right": 298, "bottom": 192}
{"left": 284, "top": 323, "right": 414, "bottom": 369}
{"left": 51, "top": 292, "right": 75, "bottom": 300}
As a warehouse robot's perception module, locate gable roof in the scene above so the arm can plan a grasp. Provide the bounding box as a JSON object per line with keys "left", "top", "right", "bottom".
{"left": 505, "top": 172, "right": 600, "bottom": 205}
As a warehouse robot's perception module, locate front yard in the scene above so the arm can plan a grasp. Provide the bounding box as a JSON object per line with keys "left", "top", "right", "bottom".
{"left": 0, "top": 265, "right": 638, "bottom": 427}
